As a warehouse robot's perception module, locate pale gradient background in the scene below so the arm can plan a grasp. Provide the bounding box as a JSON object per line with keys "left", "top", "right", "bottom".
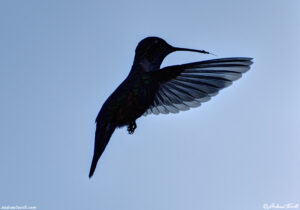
{"left": 0, "top": 0, "right": 299, "bottom": 210}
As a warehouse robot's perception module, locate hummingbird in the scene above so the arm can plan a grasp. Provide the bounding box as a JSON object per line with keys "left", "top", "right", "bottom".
{"left": 89, "top": 36, "right": 253, "bottom": 178}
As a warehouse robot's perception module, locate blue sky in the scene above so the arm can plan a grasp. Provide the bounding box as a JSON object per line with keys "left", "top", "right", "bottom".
{"left": 0, "top": 0, "right": 299, "bottom": 209}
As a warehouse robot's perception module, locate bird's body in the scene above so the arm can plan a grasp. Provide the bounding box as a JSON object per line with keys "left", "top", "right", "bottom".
{"left": 96, "top": 71, "right": 157, "bottom": 127}
{"left": 89, "top": 37, "right": 253, "bottom": 178}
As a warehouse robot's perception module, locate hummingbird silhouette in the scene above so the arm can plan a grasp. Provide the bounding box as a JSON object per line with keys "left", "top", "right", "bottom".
{"left": 89, "top": 37, "right": 253, "bottom": 178}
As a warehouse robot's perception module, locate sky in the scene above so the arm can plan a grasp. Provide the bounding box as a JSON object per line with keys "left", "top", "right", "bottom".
{"left": 0, "top": 0, "right": 300, "bottom": 210}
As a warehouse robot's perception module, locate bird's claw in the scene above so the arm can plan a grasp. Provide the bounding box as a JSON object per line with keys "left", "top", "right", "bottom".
{"left": 127, "top": 121, "right": 137, "bottom": 134}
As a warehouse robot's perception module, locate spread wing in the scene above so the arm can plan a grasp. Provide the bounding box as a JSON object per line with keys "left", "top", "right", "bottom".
{"left": 143, "top": 57, "right": 253, "bottom": 116}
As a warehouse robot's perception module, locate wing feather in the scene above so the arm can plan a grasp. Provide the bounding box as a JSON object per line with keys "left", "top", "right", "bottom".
{"left": 144, "top": 57, "right": 253, "bottom": 116}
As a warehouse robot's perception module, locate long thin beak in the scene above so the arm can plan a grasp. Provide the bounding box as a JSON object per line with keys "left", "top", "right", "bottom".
{"left": 174, "top": 47, "right": 216, "bottom": 56}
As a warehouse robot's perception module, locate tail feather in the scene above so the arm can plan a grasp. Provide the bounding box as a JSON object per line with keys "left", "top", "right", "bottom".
{"left": 89, "top": 123, "right": 116, "bottom": 178}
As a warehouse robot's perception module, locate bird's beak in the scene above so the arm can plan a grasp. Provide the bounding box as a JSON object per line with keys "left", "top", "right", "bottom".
{"left": 173, "top": 47, "right": 216, "bottom": 56}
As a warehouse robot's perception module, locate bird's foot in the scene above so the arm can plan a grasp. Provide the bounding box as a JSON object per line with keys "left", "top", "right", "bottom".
{"left": 127, "top": 121, "right": 137, "bottom": 134}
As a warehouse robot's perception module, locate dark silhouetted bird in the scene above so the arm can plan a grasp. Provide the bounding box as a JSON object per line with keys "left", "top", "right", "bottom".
{"left": 89, "top": 37, "right": 253, "bottom": 178}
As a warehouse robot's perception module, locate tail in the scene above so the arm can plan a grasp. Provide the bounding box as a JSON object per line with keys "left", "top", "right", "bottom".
{"left": 89, "top": 123, "right": 116, "bottom": 178}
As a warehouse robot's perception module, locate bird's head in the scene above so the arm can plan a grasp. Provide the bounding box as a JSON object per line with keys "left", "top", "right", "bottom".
{"left": 133, "top": 36, "right": 212, "bottom": 71}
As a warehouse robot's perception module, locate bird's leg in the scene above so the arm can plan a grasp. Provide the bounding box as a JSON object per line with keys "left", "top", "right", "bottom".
{"left": 127, "top": 121, "right": 137, "bottom": 134}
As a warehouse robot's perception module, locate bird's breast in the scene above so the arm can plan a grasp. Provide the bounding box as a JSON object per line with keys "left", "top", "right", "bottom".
{"left": 99, "top": 73, "right": 158, "bottom": 126}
